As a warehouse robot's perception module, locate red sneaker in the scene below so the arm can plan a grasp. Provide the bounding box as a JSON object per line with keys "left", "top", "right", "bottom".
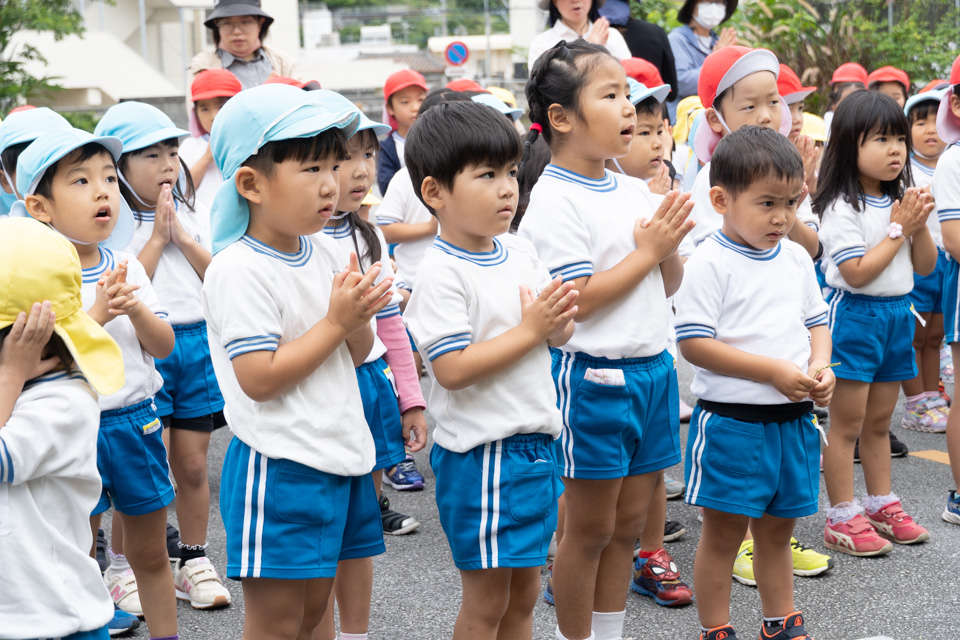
{"left": 865, "top": 501, "right": 930, "bottom": 544}
{"left": 823, "top": 514, "right": 892, "bottom": 556}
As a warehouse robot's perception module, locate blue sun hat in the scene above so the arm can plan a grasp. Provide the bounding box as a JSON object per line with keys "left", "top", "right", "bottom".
{"left": 471, "top": 92, "right": 524, "bottom": 122}
{"left": 0, "top": 107, "right": 72, "bottom": 214}
{"left": 94, "top": 101, "right": 189, "bottom": 153}
{"left": 627, "top": 77, "right": 671, "bottom": 107}
{"left": 310, "top": 90, "right": 391, "bottom": 140}
{"left": 904, "top": 88, "right": 947, "bottom": 117}
{"left": 208, "top": 83, "right": 361, "bottom": 254}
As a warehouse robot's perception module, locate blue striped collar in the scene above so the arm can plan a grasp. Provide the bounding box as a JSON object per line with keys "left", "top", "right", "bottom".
{"left": 862, "top": 194, "right": 893, "bottom": 208}
{"left": 23, "top": 369, "right": 87, "bottom": 391}
{"left": 322, "top": 219, "right": 354, "bottom": 239}
{"left": 82, "top": 247, "right": 116, "bottom": 284}
{"left": 134, "top": 200, "right": 176, "bottom": 223}
{"left": 711, "top": 231, "right": 781, "bottom": 261}
{"left": 433, "top": 236, "right": 507, "bottom": 266}
{"left": 240, "top": 235, "right": 313, "bottom": 267}
{"left": 910, "top": 157, "right": 936, "bottom": 177}
{"left": 541, "top": 164, "right": 618, "bottom": 193}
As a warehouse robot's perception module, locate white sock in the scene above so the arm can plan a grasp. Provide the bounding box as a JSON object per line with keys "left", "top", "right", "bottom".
{"left": 106, "top": 549, "right": 130, "bottom": 577}
{"left": 339, "top": 634, "right": 368, "bottom": 640}
{"left": 591, "top": 610, "right": 625, "bottom": 640}
{"left": 825, "top": 499, "right": 861, "bottom": 524}
{"left": 863, "top": 492, "right": 898, "bottom": 514}
{"left": 555, "top": 627, "right": 595, "bottom": 640}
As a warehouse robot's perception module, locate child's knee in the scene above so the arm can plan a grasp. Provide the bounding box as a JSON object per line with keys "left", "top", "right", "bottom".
{"left": 171, "top": 450, "right": 209, "bottom": 486}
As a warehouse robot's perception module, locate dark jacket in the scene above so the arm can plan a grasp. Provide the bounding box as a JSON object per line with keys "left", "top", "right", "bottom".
{"left": 616, "top": 20, "right": 679, "bottom": 102}
{"left": 377, "top": 134, "right": 401, "bottom": 195}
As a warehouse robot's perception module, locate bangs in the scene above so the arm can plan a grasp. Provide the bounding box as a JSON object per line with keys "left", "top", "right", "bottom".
{"left": 460, "top": 115, "right": 523, "bottom": 172}
{"left": 244, "top": 128, "right": 347, "bottom": 176}
{"left": 860, "top": 99, "right": 910, "bottom": 144}
{"left": 908, "top": 101, "right": 938, "bottom": 123}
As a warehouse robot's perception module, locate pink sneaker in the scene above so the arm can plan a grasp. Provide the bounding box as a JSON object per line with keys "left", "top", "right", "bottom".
{"left": 823, "top": 514, "right": 893, "bottom": 556}
{"left": 865, "top": 501, "right": 930, "bottom": 544}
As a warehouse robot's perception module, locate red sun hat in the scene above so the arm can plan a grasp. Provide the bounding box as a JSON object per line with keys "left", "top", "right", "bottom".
{"left": 867, "top": 66, "right": 910, "bottom": 92}
{"left": 621, "top": 58, "right": 664, "bottom": 88}
{"left": 694, "top": 46, "right": 789, "bottom": 162}
{"left": 445, "top": 78, "right": 486, "bottom": 93}
{"left": 830, "top": 62, "right": 868, "bottom": 86}
{"left": 7, "top": 105, "right": 36, "bottom": 115}
{"left": 937, "top": 55, "right": 960, "bottom": 143}
{"left": 191, "top": 69, "right": 243, "bottom": 102}
{"left": 921, "top": 79, "right": 949, "bottom": 93}
{"left": 264, "top": 76, "right": 321, "bottom": 91}
{"left": 777, "top": 64, "right": 816, "bottom": 104}
{"left": 384, "top": 69, "right": 428, "bottom": 101}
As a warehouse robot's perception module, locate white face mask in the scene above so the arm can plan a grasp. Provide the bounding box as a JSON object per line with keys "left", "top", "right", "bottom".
{"left": 695, "top": 2, "right": 726, "bottom": 31}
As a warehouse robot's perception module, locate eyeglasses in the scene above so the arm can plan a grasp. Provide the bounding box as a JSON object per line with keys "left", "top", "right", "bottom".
{"left": 216, "top": 17, "right": 260, "bottom": 33}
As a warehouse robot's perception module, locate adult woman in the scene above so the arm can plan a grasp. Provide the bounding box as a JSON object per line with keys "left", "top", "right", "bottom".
{"left": 527, "top": 0, "right": 631, "bottom": 71}
{"left": 188, "top": 0, "right": 298, "bottom": 89}
{"left": 667, "top": 0, "right": 737, "bottom": 117}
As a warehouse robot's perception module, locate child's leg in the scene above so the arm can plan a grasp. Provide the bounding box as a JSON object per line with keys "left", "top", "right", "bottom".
{"left": 949, "top": 344, "right": 960, "bottom": 490}
{"left": 823, "top": 379, "right": 870, "bottom": 505}
{"left": 243, "top": 577, "right": 333, "bottom": 640}
{"left": 497, "top": 567, "right": 542, "bottom": 640}
{"left": 452, "top": 568, "right": 514, "bottom": 640}
{"left": 89, "top": 513, "right": 102, "bottom": 557}
{"left": 168, "top": 428, "right": 212, "bottom": 548}
{"left": 902, "top": 314, "right": 931, "bottom": 397}
{"left": 749, "top": 514, "right": 797, "bottom": 618}
{"left": 693, "top": 509, "right": 750, "bottom": 629}
{"left": 332, "top": 557, "right": 373, "bottom": 636}
{"left": 112, "top": 510, "right": 124, "bottom": 555}
{"left": 859, "top": 381, "right": 900, "bottom": 497}
{"left": 117, "top": 508, "right": 177, "bottom": 636}
{"left": 921, "top": 314, "right": 945, "bottom": 391}
{"left": 637, "top": 472, "right": 666, "bottom": 552}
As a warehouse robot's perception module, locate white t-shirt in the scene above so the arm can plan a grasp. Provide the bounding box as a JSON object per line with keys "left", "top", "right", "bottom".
{"left": 179, "top": 135, "right": 221, "bottom": 226}
{"left": 675, "top": 233, "right": 829, "bottom": 404}
{"left": 935, "top": 147, "right": 960, "bottom": 258}
{"left": 912, "top": 156, "right": 939, "bottom": 248}
{"left": 405, "top": 234, "right": 562, "bottom": 452}
{"left": 519, "top": 164, "right": 670, "bottom": 359}
{"left": 125, "top": 204, "right": 210, "bottom": 325}
{"left": 320, "top": 219, "right": 404, "bottom": 364}
{"left": 819, "top": 194, "right": 915, "bottom": 297}
{"left": 527, "top": 19, "right": 631, "bottom": 70}
{"left": 81, "top": 248, "right": 167, "bottom": 411}
{"left": 0, "top": 371, "right": 113, "bottom": 638}
{"left": 391, "top": 131, "right": 406, "bottom": 169}
{"left": 202, "top": 234, "right": 374, "bottom": 475}
{"left": 375, "top": 167, "right": 436, "bottom": 289}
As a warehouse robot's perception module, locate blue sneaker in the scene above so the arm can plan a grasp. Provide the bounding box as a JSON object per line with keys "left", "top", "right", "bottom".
{"left": 630, "top": 548, "right": 693, "bottom": 607}
{"left": 108, "top": 607, "right": 140, "bottom": 637}
{"left": 383, "top": 455, "right": 424, "bottom": 491}
{"left": 943, "top": 490, "right": 960, "bottom": 525}
{"left": 543, "top": 566, "right": 554, "bottom": 606}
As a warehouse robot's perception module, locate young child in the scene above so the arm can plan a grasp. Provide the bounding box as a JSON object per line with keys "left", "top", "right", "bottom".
{"left": 0, "top": 217, "right": 123, "bottom": 640}
{"left": 95, "top": 100, "right": 232, "bottom": 610}
{"left": 778, "top": 64, "right": 821, "bottom": 200}
{"left": 933, "top": 55, "right": 960, "bottom": 524}
{"left": 824, "top": 63, "right": 867, "bottom": 133}
{"left": 868, "top": 66, "right": 910, "bottom": 108}
{"left": 0, "top": 106, "right": 71, "bottom": 214}
{"left": 815, "top": 90, "right": 936, "bottom": 556}
{"left": 180, "top": 69, "right": 243, "bottom": 219}
{"left": 519, "top": 39, "right": 694, "bottom": 640}
{"left": 404, "top": 98, "right": 577, "bottom": 640}
{"left": 606, "top": 76, "right": 671, "bottom": 190}
{"left": 676, "top": 125, "right": 834, "bottom": 640}
{"left": 901, "top": 88, "right": 950, "bottom": 432}
{"left": 377, "top": 69, "right": 428, "bottom": 195}
{"left": 201, "top": 83, "right": 392, "bottom": 639}
{"left": 19, "top": 127, "right": 179, "bottom": 638}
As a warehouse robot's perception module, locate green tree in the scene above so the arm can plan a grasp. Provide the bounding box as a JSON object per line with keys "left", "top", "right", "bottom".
{"left": 0, "top": 0, "right": 85, "bottom": 114}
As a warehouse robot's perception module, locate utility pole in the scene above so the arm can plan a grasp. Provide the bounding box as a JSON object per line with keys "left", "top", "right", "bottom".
{"left": 484, "top": 0, "right": 492, "bottom": 82}
{"left": 441, "top": 0, "right": 448, "bottom": 36}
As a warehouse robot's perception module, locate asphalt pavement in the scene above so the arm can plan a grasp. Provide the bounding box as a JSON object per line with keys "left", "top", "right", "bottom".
{"left": 106, "top": 359, "right": 960, "bottom": 639}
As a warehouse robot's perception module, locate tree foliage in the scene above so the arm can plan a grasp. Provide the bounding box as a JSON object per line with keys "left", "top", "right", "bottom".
{"left": 0, "top": 0, "right": 85, "bottom": 115}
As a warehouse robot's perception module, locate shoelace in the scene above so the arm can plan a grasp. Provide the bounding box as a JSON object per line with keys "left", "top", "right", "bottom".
{"left": 397, "top": 458, "right": 419, "bottom": 477}
{"left": 789, "top": 539, "right": 812, "bottom": 553}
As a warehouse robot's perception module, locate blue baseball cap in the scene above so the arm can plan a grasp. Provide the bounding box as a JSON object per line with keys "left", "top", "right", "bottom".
{"left": 627, "top": 77, "right": 671, "bottom": 107}
{"left": 471, "top": 92, "right": 523, "bottom": 122}
{"left": 0, "top": 107, "right": 72, "bottom": 158}
{"left": 11, "top": 128, "right": 134, "bottom": 250}
{"left": 208, "top": 83, "right": 361, "bottom": 254}
{"left": 94, "top": 101, "right": 189, "bottom": 153}
{"left": 311, "top": 90, "right": 391, "bottom": 140}
{"left": 905, "top": 88, "right": 947, "bottom": 117}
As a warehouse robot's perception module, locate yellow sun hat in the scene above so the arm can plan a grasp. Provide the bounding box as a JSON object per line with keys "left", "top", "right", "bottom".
{"left": 673, "top": 95, "right": 704, "bottom": 146}
{"left": 801, "top": 112, "right": 827, "bottom": 142}
{"left": 361, "top": 189, "right": 382, "bottom": 207}
{"left": 485, "top": 86, "right": 519, "bottom": 110}
{"left": 0, "top": 217, "right": 124, "bottom": 395}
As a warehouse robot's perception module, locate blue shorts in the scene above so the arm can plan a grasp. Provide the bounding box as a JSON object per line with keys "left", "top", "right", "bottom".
{"left": 908, "top": 248, "right": 947, "bottom": 313}
{"left": 943, "top": 256, "right": 960, "bottom": 343}
{"left": 357, "top": 358, "right": 406, "bottom": 471}
{"left": 94, "top": 399, "right": 175, "bottom": 516}
{"left": 406, "top": 326, "right": 418, "bottom": 353}
{"left": 154, "top": 321, "right": 225, "bottom": 420}
{"left": 827, "top": 291, "right": 917, "bottom": 383}
{"left": 219, "top": 437, "right": 385, "bottom": 580}
{"left": 684, "top": 406, "right": 820, "bottom": 519}
{"left": 430, "top": 434, "right": 561, "bottom": 570}
{"left": 28, "top": 625, "right": 109, "bottom": 640}
{"left": 552, "top": 349, "right": 681, "bottom": 480}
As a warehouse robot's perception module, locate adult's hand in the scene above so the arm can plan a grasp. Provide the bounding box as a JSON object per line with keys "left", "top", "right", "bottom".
{"left": 713, "top": 27, "right": 737, "bottom": 51}
{"left": 586, "top": 17, "right": 611, "bottom": 46}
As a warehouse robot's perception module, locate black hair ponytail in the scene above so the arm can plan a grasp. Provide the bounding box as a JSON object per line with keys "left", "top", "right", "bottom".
{"left": 344, "top": 211, "right": 382, "bottom": 271}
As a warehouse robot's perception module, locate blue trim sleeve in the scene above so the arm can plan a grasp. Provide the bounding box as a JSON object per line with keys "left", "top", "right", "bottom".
{"left": 939, "top": 208, "right": 960, "bottom": 221}
{"left": 376, "top": 215, "right": 403, "bottom": 225}
{"left": 0, "top": 439, "right": 12, "bottom": 483}
{"left": 225, "top": 334, "right": 281, "bottom": 359}
{"left": 832, "top": 246, "right": 865, "bottom": 266}
{"left": 549, "top": 261, "right": 594, "bottom": 281}
{"left": 675, "top": 323, "right": 716, "bottom": 341}
{"left": 425, "top": 332, "right": 471, "bottom": 360}
{"left": 376, "top": 304, "right": 402, "bottom": 320}
{"left": 805, "top": 311, "right": 828, "bottom": 328}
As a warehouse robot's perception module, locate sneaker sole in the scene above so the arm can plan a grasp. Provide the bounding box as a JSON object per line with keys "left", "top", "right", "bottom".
{"left": 175, "top": 587, "right": 231, "bottom": 610}
{"left": 900, "top": 419, "right": 946, "bottom": 434}
{"left": 823, "top": 539, "right": 893, "bottom": 557}
{"left": 665, "top": 488, "right": 685, "bottom": 499}
{"left": 872, "top": 529, "right": 930, "bottom": 545}
{"left": 792, "top": 557, "right": 834, "bottom": 577}
{"left": 942, "top": 507, "right": 960, "bottom": 525}
{"left": 383, "top": 520, "right": 421, "bottom": 536}
{"left": 382, "top": 478, "right": 425, "bottom": 491}
{"left": 732, "top": 573, "right": 756, "bottom": 587}
{"left": 629, "top": 581, "right": 693, "bottom": 606}
{"left": 663, "top": 526, "right": 686, "bottom": 543}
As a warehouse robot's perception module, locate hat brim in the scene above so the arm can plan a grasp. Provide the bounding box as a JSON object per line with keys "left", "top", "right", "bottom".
{"left": 10, "top": 197, "right": 134, "bottom": 253}
{"left": 192, "top": 88, "right": 240, "bottom": 102}
{"left": 938, "top": 92, "right": 960, "bottom": 144}
{"left": 123, "top": 126, "right": 191, "bottom": 153}
{"left": 783, "top": 88, "right": 815, "bottom": 104}
{"left": 204, "top": 5, "right": 273, "bottom": 30}
{"left": 361, "top": 190, "right": 382, "bottom": 206}
{"left": 53, "top": 310, "right": 125, "bottom": 396}
{"left": 694, "top": 98, "right": 792, "bottom": 162}
{"left": 631, "top": 85, "right": 671, "bottom": 106}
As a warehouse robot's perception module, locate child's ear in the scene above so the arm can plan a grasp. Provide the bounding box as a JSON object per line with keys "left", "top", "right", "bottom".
{"left": 235, "top": 167, "right": 262, "bottom": 205}
{"left": 25, "top": 195, "right": 53, "bottom": 223}
{"left": 709, "top": 185, "right": 730, "bottom": 215}
{"left": 547, "top": 102, "right": 572, "bottom": 135}
{"left": 0, "top": 171, "right": 12, "bottom": 195}
{"left": 419, "top": 176, "right": 444, "bottom": 212}
{"left": 951, "top": 92, "right": 960, "bottom": 119}
{"left": 705, "top": 107, "right": 725, "bottom": 135}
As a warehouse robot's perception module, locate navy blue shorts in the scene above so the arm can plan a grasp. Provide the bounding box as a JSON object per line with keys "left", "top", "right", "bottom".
{"left": 357, "top": 358, "right": 406, "bottom": 471}
{"left": 684, "top": 406, "right": 820, "bottom": 519}
{"left": 431, "top": 434, "right": 561, "bottom": 570}
{"left": 552, "top": 349, "right": 680, "bottom": 479}
{"left": 219, "top": 437, "right": 385, "bottom": 580}
{"left": 93, "top": 399, "right": 175, "bottom": 516}
{"left": 827, "top": 291, "right": 917, "bottom": 383}
{"left": 908, "top": 248, "right": 947, "bottom": 313}
{"left": 154, "top": 321, "right": 225, "bottom": 420}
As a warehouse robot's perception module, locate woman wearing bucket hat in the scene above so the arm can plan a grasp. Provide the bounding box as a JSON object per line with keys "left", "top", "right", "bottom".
{"left": 188, "top": 0, "right": 299, "bottom": 89}
{"left": 527, "top": 0, "right": 631, "bottom": 70}
{"left": 667, "top": 0, "right": 738, "bottom": 119}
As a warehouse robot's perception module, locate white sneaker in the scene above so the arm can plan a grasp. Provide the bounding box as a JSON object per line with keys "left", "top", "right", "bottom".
{"left": 174, "top": 557, "right": 231, "bottom": 609}
{"left": 106, "top": 569, "right": 143, "bottom": 617}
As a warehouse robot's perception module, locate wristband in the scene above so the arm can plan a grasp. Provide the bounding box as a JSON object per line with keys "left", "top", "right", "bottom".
{"left": 887, "top": 222, "right": 903, "bottom": 239}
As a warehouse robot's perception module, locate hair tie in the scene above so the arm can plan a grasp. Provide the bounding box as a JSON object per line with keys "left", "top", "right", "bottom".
{"left": 529, "top": 123, "right": 542, "bottom": 134}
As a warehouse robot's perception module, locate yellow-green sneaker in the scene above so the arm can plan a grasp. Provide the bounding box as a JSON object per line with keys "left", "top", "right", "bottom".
{"left": 790, "top": 537, "right": 834, "bottom": 576}
{"left": 732, "top": 539, "right": 755, "bottom": 586}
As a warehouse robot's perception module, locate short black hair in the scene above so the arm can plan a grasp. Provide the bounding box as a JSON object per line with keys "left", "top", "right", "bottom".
{"left": 405, "top": 100, "right": 522, "bottom": 216}
{"left": 242, "top": 128, "right": 347, "bottom": 177}
{"left": 417, "top": 87, "right": 471, "bottom": 117}
{"left": 33, "top": 142, "right": 116, "bottom": 200}
{"left": 635, "top": 96, "right": 663, "bottom": 119}
{"left": 710, "top": 126, "right": 803, "bottom": 198}
{"left": 0, "top": 140, "right": 30, "bottom": 176}
{"left": 907, "top": 99, "right": 938, "bottom": 124}
{"left": 827, "top": 81, "right": 865, "bottom": 111}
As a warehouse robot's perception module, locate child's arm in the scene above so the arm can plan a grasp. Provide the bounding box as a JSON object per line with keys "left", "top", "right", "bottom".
{"left": 376, "top": 174, "right": 438, "bottom": 244}
{"left": 379, "top": 219, "right": 438, "bottom": 245}
{"left": 0, "top": 302, "right": 58, "bottom": 428}
{"left": 659, "top": 251, "right": 684, "bottom": 297}
{"left": 570, "top": 191, "right": 694, "bottom": 320}
{"left": 788, "top": 221, "right": 820, "bottom": 259}
{"left": 345, "top": 324, "right": 375, "bottom": 367}
{"left": 806, "top": 325, "right": 836, "bottom": 407}
{"left": 430, "top": 278, "right": 578, "bottom": 391}
{"left": 104, "top": 260, "right": 175, "bottom": 359}
{"left": 910, "top": 226, "right": 937, "bottom": 277}
{"left": 231, "top": 256, "right": 393, "bottom": 403}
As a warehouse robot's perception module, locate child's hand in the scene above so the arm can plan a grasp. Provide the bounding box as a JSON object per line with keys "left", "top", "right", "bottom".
{"left": 634, "top": 190, "right": 695, "bottom": 263}
{"left": 401, "top": 407, "right": 428, "bottom": 452}
{"left": 807, "top": 362, "right": 836, "bottom": 407}
{"left": 648, "top": 162, "right": 671, "bottom": 196}
{"left": 519, "top": 277, "right": 579, "bottom": 342}
{"left": 0, "top": 301, "right": 60, "bottom": 383}
{"left": 150, "top": 184, "right": 174, "bottom": 247}
{"left": 892, "top": 187, "right": 935, "bottom": 237}
{"left": 168, "top": 203, "right": 194, "bottom": 248}
{"left": 327, "top": 252, "right": 394, "bottom": 335}
{"left": 767, "top": 358, "right": 818, "bottom": 403}
{"left": 793, "top": 135, "right": 821, "bottom": 188}
{"left": 102, "top": 260, "right": 142, "bottom": 317}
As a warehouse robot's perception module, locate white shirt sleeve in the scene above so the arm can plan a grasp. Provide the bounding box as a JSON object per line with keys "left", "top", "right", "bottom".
{"left": 405, "top": 257, "right": 473, "bottom": 361}
{"left": 373, "top": 228, "right": 404, "bottom": 318}
{"left": 204, "top": 258, "right": 284, "bottom": 360}
{"left": 517, "top": 194, "right": 594, "bottom": 281}
{"left": 376, "top": 170, "right": 413, "bottom": 225}
{"left": 819, "top": 198, "right": 866, "bottom": 267}
{"left": 673, "top": 251, "right": 722, "bottom": 341}
{"left": 603, "top": 26, "right": 632, "bottom": 60}
{"left": 935, "top": 147, "right": 960, "bottom": 225}
{"left": 800, "top": 252, "right": 829, "bottom": 328}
